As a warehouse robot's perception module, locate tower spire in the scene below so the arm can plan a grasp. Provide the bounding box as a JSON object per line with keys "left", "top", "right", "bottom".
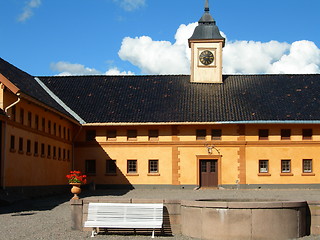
{"left": 205, "top": 0, "right": 209, "bottom": 12}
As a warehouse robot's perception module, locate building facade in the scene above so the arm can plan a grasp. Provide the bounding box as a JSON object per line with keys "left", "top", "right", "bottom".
{"left": 1, "top": 1, "right": 320, "bottom": 190}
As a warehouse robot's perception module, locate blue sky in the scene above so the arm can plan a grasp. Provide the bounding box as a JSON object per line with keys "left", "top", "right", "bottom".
{"left": 0, "top": 0, "right": 319, "bottom": 76}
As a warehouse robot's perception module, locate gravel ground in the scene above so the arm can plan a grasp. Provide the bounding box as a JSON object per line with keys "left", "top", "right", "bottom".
{"left": 1, "top": 188, "right": 320, "bottom": 240}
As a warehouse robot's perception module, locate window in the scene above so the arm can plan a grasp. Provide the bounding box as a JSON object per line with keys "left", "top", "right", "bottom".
{"left": 10, "top": 135, "right": 15, "bottom": 151}
{"left": 35, "top": 115, "right": 39, "bottom": 130}
{"left": 107, "top": 130, "right": 117, "bottom": 141}
{"left": 18, "top": 137, "right": 23, "bottom": 153}
{"left": 148, "top": 130, "right": 159, "bottom": 141}
{"left": 106, "top": 159, "right": 117, "bottom": 174}
{"left": 27, "top": 112, "right": 32, "bottom": 127}
{"left": 58, "top": 147, "right": 61, "bottom": 160}
{"left": 281, "top": 129, "right": 291, "bottom": 140}
{"left": 281, "top": 160, "right": 291, "bottom": 173}
{"left": 127, "top": 160, "right": 137, "bottom": 174}
{"left": 53, "top": 123, "right": 57, "bottom": 136}
{"left": 67, "top": 129, "right": 70, "bottom": 141}
{"left": 48, "top": 145, "right": 51, "bottom": 158}
{"left": 11, "top": 106, "right": 16, "bottom": 121}
{"left": 41, "top": 143, "right": 45, "bottom": 157}
{"left": 303, "top": 159, "right": 312, "bottom": 173}
{"left": 86, "top": 130, "right": 96, "bottom": 141}
{"left": 259, "top": 160, "right": 269, "bottom": 173}
{"left": 211, "top": 129, "right": 222, "bottom": 141}
{"left": 259, "top": 129, "right": 269, "bottom": 140}
{"left": 20, "top": 108, "right": 24, "bottom": 124}
{"left": 302, "top": 129, "right": 312, "bottom": 140}
{"left": 26, "top": 140, "right": 31, "bottom": 155}
{"left": 48, "top": 121, "right": 51, "bottom": 134}
{"left": 34, "top": 141, "right": 38, "bottom": 156}
{"left": 127, "top": 130, "right": 137, "bottom": 141}
{"left": 85, "top": 160, "right": 96, "bottom": 175}
{"left": 149, "top": 160, "right": 159, "bottom": 174}
{"left": 67, "top": 150, "right": 70, "bottom": 161}
{"left": 58, "top": 125, "right": 61, "bottom": 137}
{"left": 63, "top": 127, "right": 66, "bottom": 139}
{"left": 63, "top": 149, "right": 66, "bottom": 160}
{"left": 196, "top": 129, "right": 206, "bottom": 140}
{"left": 42, "top": 118, "right": 45, "bottom": 132}
{"left": 53, "top": 146, "right": 56, "bottom": 159}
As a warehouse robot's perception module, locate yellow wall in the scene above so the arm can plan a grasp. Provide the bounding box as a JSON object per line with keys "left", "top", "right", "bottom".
{"left": 2, "top": 91, "right": 77, "bottom": 187}
{"left": 75, "top": 124, "right": 320, "bottom": 187}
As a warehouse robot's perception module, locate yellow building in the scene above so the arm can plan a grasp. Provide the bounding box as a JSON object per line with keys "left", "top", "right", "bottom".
{"left": 1, "top": 1, "right": 320, "bottom": 191}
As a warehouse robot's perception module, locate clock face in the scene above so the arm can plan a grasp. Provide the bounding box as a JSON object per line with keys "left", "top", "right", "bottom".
{"left": 199, "top": 50, "right": 214, "bottom": 65}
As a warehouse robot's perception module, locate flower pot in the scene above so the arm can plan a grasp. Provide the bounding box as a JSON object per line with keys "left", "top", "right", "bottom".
{"left": 70, "top": 183, "right": 81, "bottom": 200}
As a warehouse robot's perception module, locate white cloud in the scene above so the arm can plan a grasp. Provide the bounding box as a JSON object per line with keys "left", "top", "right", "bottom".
{"left": 50, "top": 61, "right": 134, "bottom": 76}
{"left": 18, "top": 0, "right": 42, "bottom": 22}
{"left": 118, "top": 23, "right": 320, "bottom": 75}
{"left": 118, "top": 23, "right": 197, "bottom": 75}
{"left": 105, "top": 67, "right": 134, "bottom": 75}
{"left": 113, "top": 0, "right": 145, "bottom": 11}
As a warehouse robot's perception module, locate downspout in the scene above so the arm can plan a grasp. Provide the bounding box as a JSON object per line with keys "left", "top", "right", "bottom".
{"left": 2, "top": 93, "right": 21, "bottom": 190}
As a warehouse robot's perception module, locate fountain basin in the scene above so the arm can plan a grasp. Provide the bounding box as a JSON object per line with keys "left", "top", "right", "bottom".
{"left": 181, "top": 199, "right": 307, "bottom": 240}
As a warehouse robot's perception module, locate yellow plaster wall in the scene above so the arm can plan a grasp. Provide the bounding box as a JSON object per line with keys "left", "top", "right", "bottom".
{"left": 3, "top": 95, "right": 76, "bottom": 187}
{"left": 75, "top": 145, "right": 173, "bottom": 186}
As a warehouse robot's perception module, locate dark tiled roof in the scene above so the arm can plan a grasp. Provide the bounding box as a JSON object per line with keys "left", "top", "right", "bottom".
{"left": 0, "top": 58, "right": 75, "bottom": 121}
{"left": 39, "top": 74, "right": 320, "bottom": 124}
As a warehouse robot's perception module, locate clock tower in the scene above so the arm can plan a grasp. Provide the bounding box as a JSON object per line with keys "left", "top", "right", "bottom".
{"left": 189, "top": 0, "right": 225, "bottom": 83}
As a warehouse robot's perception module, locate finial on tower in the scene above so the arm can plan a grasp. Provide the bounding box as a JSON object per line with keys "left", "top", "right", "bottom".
{"left": 205, "top": 0, "right": 210, "bottom": 12}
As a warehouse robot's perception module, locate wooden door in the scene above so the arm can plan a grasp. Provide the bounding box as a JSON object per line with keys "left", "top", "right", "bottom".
{"left": 200, "top": 159, "right": 218, "bottom": 187}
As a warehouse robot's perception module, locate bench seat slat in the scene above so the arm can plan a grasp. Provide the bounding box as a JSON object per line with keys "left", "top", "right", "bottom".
{"left": 84, "top": 202, "right": 164, "bottom": 232}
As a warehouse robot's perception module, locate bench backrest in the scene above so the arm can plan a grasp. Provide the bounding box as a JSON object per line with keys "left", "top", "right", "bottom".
{"left": 86, "top": 203, "right": 163, "bottom": 228}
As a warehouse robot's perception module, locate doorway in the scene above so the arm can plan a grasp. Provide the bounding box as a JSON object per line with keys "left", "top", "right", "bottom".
{"left": 200, "top": 159, "right": 218, "bottom": 188}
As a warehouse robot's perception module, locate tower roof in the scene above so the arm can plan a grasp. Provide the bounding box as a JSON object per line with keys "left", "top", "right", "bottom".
{"left": 189, "top": 0, "right": 225, "bottom": 44}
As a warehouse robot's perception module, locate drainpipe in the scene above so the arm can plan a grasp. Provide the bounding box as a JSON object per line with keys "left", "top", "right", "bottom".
{"left": 2, "top": 93, "right": 21, "bottom": 190}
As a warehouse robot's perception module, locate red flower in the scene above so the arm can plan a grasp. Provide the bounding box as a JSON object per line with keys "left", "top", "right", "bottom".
{"left": 66, "top": 170, "right": 87, "bottom": 184}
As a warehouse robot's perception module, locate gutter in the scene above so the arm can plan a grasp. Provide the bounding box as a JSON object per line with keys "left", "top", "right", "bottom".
{"left": 82, "top": 120, "right": 320, "bottom": 126}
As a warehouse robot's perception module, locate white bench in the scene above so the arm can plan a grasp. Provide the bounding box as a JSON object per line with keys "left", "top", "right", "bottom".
{"left": 84, "top": 202, "right": 164, "bottom": 238}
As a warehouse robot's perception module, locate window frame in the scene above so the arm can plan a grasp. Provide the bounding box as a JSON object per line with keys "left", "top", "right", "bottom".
{"left": 302, "top": 129, "right": 313, "bottom": 140}
{"left": 85, "top": 159, "right": 96, "bottom": 175}
{"left": 211, "top": 129, "right": 222, "bottom": 141}
{"left": 127, "top": 130, "right": 137, "bottom": 141}
{"left": 303, "top": 159, "right": 312, "bottom": 173}
{"left": 281, "top": 129, "right": 291, "bottom": 140}
{"left": 127, "top": 159, "right": 138, "bottom": 174}
{"left": 106, "top": 159, "right": 117, "bottom": 175}
{"left": 259, "top": 160, "right": 269, "bottom": 173}
{"left": 281, "top": 159, "right": 291, "bottom": 173}
{"left": 148, "top": 130, "right": 159, "bottom": 141}
{"left": 196, "top": 129, "right": 206, "bottom": 140}
{"left": 107, "top": 130, "right": 117, "bottom": 141}
{"left": 86, "top": 130, "right": 96, "bottom": 141}
{"left": 258, "top": 129, "right": 269, "bottom": 140}
{"left": 148, "top": 159, "right": 159, "bottom": 174}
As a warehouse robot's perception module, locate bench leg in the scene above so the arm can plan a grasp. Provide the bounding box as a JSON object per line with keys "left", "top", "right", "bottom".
{"left": 152, "top": 229, "right": 155, "bottom": 238}
{"left": 91, "top": 228, "right": 97, "bottom": 238}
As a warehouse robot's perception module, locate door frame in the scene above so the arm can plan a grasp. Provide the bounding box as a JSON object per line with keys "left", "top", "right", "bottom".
{"left": 196, "top": 155, "right": 222, "bottom": 187}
